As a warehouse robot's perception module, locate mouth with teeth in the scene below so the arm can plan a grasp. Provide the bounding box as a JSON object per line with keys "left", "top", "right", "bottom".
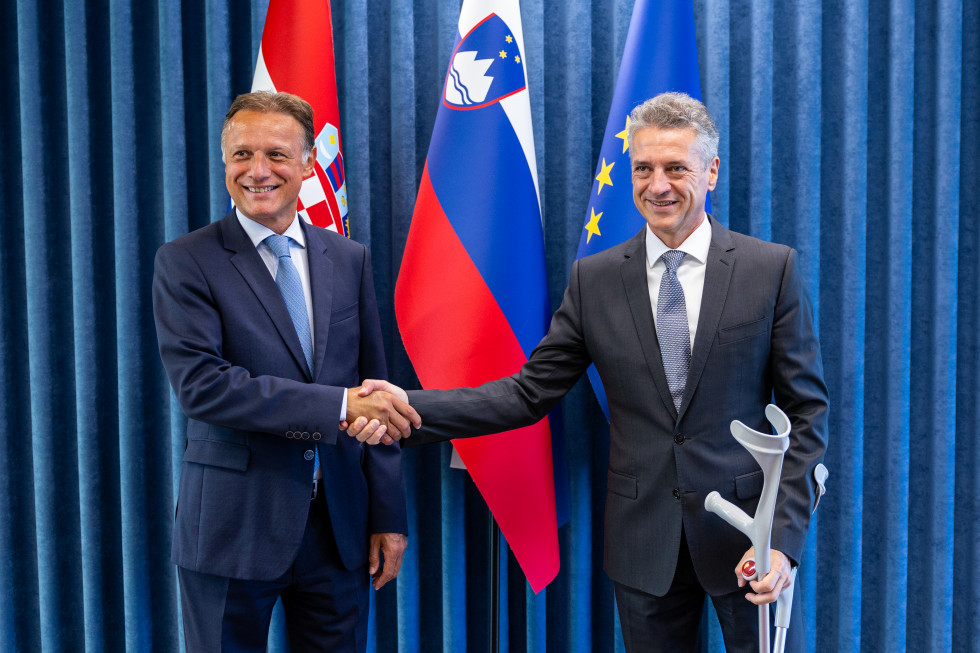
{"left": 245, "top": 185, "right": 279, "bottom": 193}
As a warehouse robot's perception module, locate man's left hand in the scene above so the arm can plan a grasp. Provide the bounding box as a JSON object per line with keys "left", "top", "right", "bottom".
{"left": 736, "top": 547, "right": 793, "bottom": 605}
{"left": 368, "top": 532, "right": 407, "bottom": 590}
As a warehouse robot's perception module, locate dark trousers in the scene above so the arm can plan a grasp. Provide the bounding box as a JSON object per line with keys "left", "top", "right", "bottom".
{"left": 614, "top": 529, "right": 805, "bottom": 653}
{"left": 178, "top": 491, "right": 369, "bottom": 653}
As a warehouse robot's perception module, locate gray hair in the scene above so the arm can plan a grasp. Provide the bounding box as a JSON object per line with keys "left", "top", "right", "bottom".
{"left": 627, "top": 92, "right": 719, "bottom": 169}
{"left": 221, "top": 91, "right": 315, "bottom": 158}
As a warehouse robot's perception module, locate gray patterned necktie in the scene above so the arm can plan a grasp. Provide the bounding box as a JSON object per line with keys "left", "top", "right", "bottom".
{"left": 657, "top": 250, "right": 690, "bottom": 411}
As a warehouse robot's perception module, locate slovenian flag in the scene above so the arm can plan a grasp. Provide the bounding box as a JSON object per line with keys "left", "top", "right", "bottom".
{"left": 395, "top": 0, "right": 559, "bottom": 592}
{"left": 251, "top": 0, "right": 350, "bottom": 236}
{"left": 576, "top": 0, "right": 706, "bottom": 417}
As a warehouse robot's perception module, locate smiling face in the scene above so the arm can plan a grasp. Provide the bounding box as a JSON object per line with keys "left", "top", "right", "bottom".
{"left": 222, "top": 110, "right": 315, "bottom": 233}
{"left": 631, "top": 126, "right": 719, "bottom": 249}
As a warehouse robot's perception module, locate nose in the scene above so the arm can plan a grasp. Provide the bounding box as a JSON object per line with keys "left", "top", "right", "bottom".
{"left": 249, "top": 154, "right": 271, "bottom": 179}
{"left": 647, "top": 168, "right": 670, "bottom": 195}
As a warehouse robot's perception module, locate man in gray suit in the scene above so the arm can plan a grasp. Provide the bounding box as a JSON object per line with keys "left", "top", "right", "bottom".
{"left": 351, "top": 92, "right": 828, "bottom": 652}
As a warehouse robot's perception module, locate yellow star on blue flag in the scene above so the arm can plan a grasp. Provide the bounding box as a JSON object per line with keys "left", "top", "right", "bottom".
{"left": 585, "top": 207, "right": 602, "bottom": 243}
{"left": 615, "top": 116, "right": 630, "bottom": 154}
{"left": 595, "top": 158, "right": 614, "bottom": 194}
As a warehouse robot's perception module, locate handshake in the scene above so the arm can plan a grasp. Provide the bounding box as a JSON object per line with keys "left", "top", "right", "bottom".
{"left": 344, "top": 380, "right": 420, "bottom": 445}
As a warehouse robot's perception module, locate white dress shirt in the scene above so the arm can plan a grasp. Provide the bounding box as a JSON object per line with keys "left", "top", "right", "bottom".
{"left": 645, "top": 215, "right": 713, "bottom": 349}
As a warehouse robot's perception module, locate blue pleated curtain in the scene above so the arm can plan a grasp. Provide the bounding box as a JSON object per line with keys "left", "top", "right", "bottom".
{"left": 1, "top": 0, "right": 977, "bottom": 651}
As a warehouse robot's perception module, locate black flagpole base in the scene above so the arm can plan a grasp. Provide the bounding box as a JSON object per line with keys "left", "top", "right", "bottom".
{"left": 489, "top": 510, "right": 500, "bottom": 653}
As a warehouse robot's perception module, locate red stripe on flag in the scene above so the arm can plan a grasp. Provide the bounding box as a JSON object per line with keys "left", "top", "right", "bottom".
{"left": 396, "top": 166, "right": 559, "bottom": 592}
{"left": 260, "top": 0, "right": 340, "bottom": 139}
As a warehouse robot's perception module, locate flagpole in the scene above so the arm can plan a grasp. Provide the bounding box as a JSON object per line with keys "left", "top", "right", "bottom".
{"left": 489, "top": 511, "right": 500, "bottom": 653}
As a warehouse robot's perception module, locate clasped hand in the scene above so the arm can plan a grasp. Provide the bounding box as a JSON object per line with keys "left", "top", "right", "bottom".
{"left": 343, "top": 380, "right": 419, "bottom": 445}
{"left": 735, "top": 547, "right": 793, "bottom": 605}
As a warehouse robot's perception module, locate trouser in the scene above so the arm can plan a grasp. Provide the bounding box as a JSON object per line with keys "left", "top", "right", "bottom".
{"left": 178, "top": 490, "right": 369, "bottom": 653}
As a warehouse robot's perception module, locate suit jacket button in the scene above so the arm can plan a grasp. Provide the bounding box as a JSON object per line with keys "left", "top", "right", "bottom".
{"left": 304, "top": 450, "right": 315, "bottom": 461}
{"left": 286, "top": 431, "right": 294, "bottom": 439}
{"left": 672, "top": 488, "right": 680, "bottom": 499}
{"left": 301, "top": 432, "right": 310, "bottom": 440}
{"left": 674, "top": 433, "right": 685, "bottom": 444}
{"left": 313, "top": 432, "right": 321, "bottom": 441}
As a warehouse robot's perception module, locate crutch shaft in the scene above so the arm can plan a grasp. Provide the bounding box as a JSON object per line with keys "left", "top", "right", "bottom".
{"left": 759, "top": 605, "right": 770, "bottom": 653}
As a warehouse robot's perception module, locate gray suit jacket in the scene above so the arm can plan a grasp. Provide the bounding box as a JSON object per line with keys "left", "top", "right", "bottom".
{"left": 407, "top": 218, "right": 828, "bottom": 596}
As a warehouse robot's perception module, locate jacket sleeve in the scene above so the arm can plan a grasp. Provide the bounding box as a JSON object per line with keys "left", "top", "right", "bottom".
{"left": 769, "top": 248, "right": 830, "bottom": 564}
{"left": 355, "top": 249, "right": 409, "bottom": 536}
{"left": 406, "top": 259, "right": 593, "bottom": 443}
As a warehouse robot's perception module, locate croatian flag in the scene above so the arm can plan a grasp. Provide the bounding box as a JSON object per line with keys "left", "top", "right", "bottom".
{"left": 251, "top": 0, "right": 349, "bottom": 236}
{"left": 576, "top": 0, "right": 705, "bottom": 417}
{"left": 395, "top": 0, "right": 559, "bottom": 592}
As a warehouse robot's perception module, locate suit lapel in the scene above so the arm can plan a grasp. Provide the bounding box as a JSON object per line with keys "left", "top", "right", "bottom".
{"left": 677, "top": 217, "right": 735, "bottom": 419}
{"left": 221, "top": 212, "right": 313, "bottom": 380}
{"left": 301, "top": 219, "right": 334, "bottom": 381}
{"left": 620, "top": 229, "right": 678, "bottom": 418}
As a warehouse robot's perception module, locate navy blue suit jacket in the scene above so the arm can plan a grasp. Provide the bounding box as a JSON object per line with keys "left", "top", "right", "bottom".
{"left": 408, "top": 219, "right": 828, "bottom": 597}
{"left": 153, "top": 211, "right": 406, "bottom": 580}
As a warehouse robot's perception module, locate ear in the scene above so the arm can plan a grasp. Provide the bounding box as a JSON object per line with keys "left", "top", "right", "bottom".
{"left": 706, "top": 156, "right": 720, "bottom": 191}
{"left": 303, "top": 147, "right": 317, "bottom": 177}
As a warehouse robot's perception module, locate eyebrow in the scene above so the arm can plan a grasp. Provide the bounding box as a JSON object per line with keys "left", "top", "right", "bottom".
{"left": 632, "top": 158, "right": 689, "bottom": 167}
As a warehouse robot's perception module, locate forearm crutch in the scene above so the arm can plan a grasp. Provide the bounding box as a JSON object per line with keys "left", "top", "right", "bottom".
{"left": 704, "top": 404, "right": 791, "bottom": 653}
{"left": 767, "top": 462, "right": 828, "bottom": 653}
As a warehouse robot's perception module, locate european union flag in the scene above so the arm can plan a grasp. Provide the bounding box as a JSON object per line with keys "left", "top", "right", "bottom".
{"left": 576, "top": 0, "right": 706, "bottom": 417}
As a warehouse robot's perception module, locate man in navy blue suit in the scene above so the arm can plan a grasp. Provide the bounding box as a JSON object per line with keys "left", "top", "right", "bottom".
{"left": 153, "top": 91, "right": 420, "bottom": 652}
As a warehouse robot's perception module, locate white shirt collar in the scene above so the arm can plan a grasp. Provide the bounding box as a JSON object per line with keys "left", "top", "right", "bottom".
{"left": 645, "top": 214, "right": 713, "bottom": 268}
{"left": 236, "top": 208, "right": 307, "bottom": 250}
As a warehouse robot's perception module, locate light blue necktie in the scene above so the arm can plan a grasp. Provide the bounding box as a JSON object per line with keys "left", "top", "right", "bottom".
{"left": 265, "top": 233, "right": 314, "bottom": 375}
{"left": 265, "top": 233, "right": 319, "bottom": 478}
{"left": 657, "top": 250, "right": 691, "bottom": 411}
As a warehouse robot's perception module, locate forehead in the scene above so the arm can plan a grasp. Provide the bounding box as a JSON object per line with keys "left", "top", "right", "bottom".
{"left": 631, "top": 127, "right": 698, "bottom": 161}
{"left": 223, "top": 110, "right": 304, "bottom": 149}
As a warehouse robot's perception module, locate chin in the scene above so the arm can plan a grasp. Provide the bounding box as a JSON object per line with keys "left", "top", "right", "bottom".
{"left": 648, "top": 217, "right": 682, "bottom": 230}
